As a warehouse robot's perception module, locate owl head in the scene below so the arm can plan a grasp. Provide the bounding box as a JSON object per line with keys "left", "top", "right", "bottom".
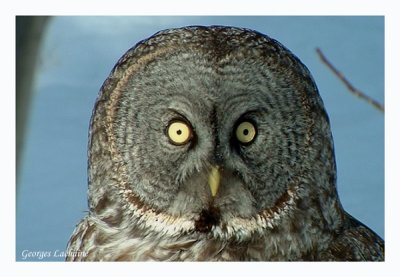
{"left": 88, "top": 26, "right": 342, "bottom": 240}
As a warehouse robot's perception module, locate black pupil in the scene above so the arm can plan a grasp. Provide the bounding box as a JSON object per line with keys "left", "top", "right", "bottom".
{"left": 177, "top": 129, "right": 182, "bottom": 135}
{"left": 243, "top": 129, "right": 249, "bottom": 136}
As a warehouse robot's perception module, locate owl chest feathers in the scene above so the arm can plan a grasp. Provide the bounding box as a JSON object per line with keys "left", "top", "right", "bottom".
{"left": 68, "top": 180, "right": 339, "bottom": 261}
{"left": 69, "top": 201, "right": 332, "bottom": 261}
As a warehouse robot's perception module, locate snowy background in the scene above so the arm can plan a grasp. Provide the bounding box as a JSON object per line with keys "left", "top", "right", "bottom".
{"left": 16, "top": 16, "right": 384, "bottom": 261}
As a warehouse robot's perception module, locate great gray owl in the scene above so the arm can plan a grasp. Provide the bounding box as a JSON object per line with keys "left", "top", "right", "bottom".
{"left": 66, "top": 25, "right": 384, "bottom": 261}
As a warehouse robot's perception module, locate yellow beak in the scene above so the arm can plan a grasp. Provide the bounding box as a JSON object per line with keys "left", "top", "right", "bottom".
{"left": 208, "top": 166, "right": 221, "bottom": 197}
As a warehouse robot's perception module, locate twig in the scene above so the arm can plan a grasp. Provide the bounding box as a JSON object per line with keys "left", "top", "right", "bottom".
{"left": 316, "top": 48, "right": 384, "bottom": 112}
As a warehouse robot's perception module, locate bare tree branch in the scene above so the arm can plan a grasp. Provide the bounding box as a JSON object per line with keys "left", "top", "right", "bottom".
{"left": 316, "top": 48, "right": 384, "bottom": 113}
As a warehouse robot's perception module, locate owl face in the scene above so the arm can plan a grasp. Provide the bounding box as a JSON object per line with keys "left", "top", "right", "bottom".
{"left": 91, "top": 26, "right": 336, "bottom": 238}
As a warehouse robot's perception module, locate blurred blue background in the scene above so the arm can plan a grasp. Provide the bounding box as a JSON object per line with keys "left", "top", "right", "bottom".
{"left": 16, "top": 16, "right": 384, "bottom": 261}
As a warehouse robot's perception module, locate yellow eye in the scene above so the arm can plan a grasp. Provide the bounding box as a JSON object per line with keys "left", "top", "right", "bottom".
{"left": 167, "top": 121, "right": 193, "bottom": 145}
{"left": 235, "top": 121, "right": 257, "bottom": 144}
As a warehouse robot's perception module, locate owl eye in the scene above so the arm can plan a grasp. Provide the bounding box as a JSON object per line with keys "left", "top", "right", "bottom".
{"left": 167, "top": 120, "right": 193, "bottom": 145}
{"left": 235, "top": 121, "right": 257, "bottom": 144}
